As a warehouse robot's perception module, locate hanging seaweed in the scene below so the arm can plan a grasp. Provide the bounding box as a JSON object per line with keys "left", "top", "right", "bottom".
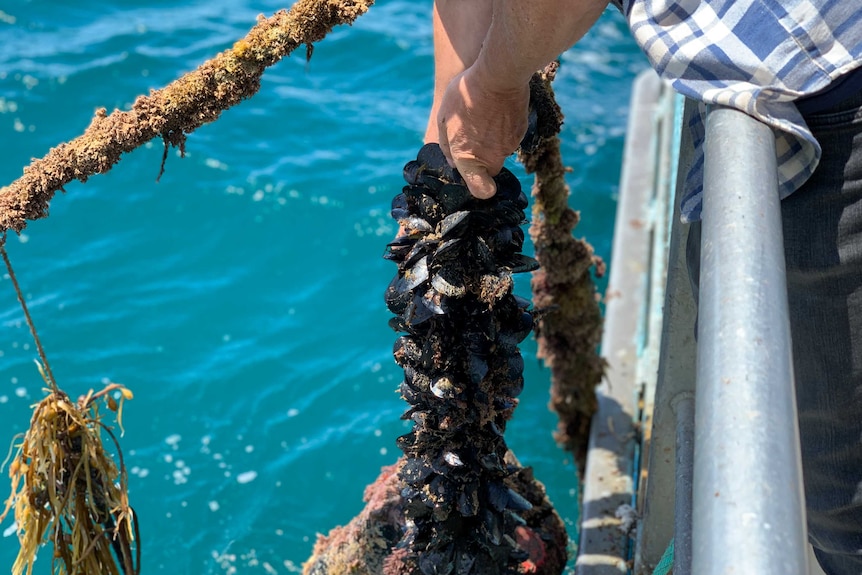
{"left": 381, "top": 143, "right": 547, "bottom": 574}
{"left": 0, "top": 245, "right": 139, "bottom": 575}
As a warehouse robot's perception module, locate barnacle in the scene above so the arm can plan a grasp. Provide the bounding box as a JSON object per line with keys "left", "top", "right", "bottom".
{"left": 0, "top": 366, "right": 139, "bottom": 575}
{"left": 385, "top": 144, "right": 541, "bottom": 574}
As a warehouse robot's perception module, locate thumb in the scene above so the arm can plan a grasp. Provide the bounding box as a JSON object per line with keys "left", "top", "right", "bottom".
{"left": 458, "top": 162, "right": 497, "bottom": 199}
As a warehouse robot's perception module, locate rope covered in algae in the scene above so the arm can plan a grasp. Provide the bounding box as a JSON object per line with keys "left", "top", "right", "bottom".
{"left": 519, "top": 63, "right": 606, "bottom": 475}
{"left": 0, "top": 0, "right": 374, "bottom": 235}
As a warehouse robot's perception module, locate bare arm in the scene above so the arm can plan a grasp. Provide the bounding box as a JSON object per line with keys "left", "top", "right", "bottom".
{"left": 424, "top": 0, "right": 493, "bottom": 144}
{"left": 432, "top": 0, "right": 610, "bottom": 198}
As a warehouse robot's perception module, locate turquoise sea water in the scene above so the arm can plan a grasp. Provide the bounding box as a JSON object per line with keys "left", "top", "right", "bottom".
{"left": 0, "top": 2, "right": 647, "bottom": 573}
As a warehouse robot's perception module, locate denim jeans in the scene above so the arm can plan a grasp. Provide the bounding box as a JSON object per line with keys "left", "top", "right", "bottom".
{"left": 687, "top": 91, "right": 862, "bottom": 575}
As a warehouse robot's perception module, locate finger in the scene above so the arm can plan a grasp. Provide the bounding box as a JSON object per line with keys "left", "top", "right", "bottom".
{"left": 437, "top": 119, "right": 455, "bottom": 168}
{"left": 459, "top": 164, "right": 497, "bottom": 199}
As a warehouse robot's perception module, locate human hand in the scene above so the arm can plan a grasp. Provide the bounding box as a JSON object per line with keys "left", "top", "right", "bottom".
{"left": 436, "top": 66, "right": 530, "bottom": 199}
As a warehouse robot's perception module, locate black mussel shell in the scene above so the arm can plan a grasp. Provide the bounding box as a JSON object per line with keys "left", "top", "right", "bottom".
{"left": 402, "top": 456, "right": 434, "bottom": 484}
{"left": 418, "top": 194, "right": 444, "bottom": 223}
{"left": 438, "top": 210, "right": 471, "bottom": 239}
{"left": 385, "top": 275, "right": 411, "bottom": 314}
{"left": 438, "top": 183, "right": 472, "bottom": 212}
{"left": 404, "top": 160, "right": 426, "bottom": 185}
{"left": 501, "top": 254, "right": 540, "bottom": 274}
{"left": 417, "top": 143, "right": 449, "bottom": 172}
{"left": 403, "top": 256, "right": 430, "bottom": 290}
{"left": 487, "top": 481, "right": 509, "bottom": 512}
{"left": 480, "top": 508, "right": 502, "bottom": 546}
{"left": 468, "top": 355, "right": 489, "bottom": 385}
{"left": 492, "top": 201, "right": 527, "bottom": 227}
{"left": 464, "top": 331, "right": 492, "bottom": 357}
{"left": 457, "top": 482, "right": 480, "bottom": 517}
{"left": 431, "top": 268, "right": 466, "bottom": 298}
{"left": 394, "top": 335, "right": 424, "bottom": 367}
{"left": 507, "top": 352, "right": 524, "bottom": 380}
{"left": 512, "top": 294, "right": 531, "bottom": 310}
{"left": 402, "top": 239, "right": 436, "bottom": 270}
{"left": 403, "top": 492, "right": 432, "bottom": 520}
{"left": 407, "top": 295, "right": 436, "bottom": 326}
{"left": 400, "top": 379, "right": 421, "bottom": 404}
{"left": 384, "top": 242, "right": 412, "bottom": 263}
{"left": 392, "top": 192, "right": 411, "bottom": 219}
{"left": 506, "top": 510, "right": 527, "bottom": 526}
{"left": 491, "top": 168, "right": 522, "bottom": 202}
{"left": 433, "top": 238, "right": 464, "bottom": 262}
{"left": 518, "top": 105, "right": 541, "bottom": 154}
{"left": 473, "top": 237, "right": 495, "bottom": 270}
{"left": 419, "top": 173, "right": 445, "bottom": 192}
{"left": 479, "top": 452, "right": 504, "bottom": 473}
{"left": 501, "top": 376, "right": 524, "bottom": 399}
{"left": 455, "top": 550, "right": 476, "bottom": 575}
{"left": 419, "top": 289, "right": 446, "bottom": 316}
{"left": 419, "top": 548, "right": 454, "bottom": 575}
{"left": 505, "top": 488, "right": 533, "bottom": 512}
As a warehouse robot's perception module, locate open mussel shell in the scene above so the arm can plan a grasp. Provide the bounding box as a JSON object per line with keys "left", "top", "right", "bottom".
{"left": 430, "top": 376, "right": 461, "bottom": 400}
{"left": 400, "top": 216, "right": 433, "bottom": 238}
{"left": 383, "top": 234, "right": 415, "bottom": 262}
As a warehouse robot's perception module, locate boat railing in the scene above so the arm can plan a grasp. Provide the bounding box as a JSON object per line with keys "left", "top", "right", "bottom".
{"left": 575, "top": 70, "right": 814, "bottom": 575}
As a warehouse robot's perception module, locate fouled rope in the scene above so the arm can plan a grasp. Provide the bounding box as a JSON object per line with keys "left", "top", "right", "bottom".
{"left": 519, "top": 63, "right": 606, "bottom": 475}
{"left": 0, "top": 241, "right": 139, "bottom": 575}
{"left": 0, "top": 0, "right": 374, "bottom": 235}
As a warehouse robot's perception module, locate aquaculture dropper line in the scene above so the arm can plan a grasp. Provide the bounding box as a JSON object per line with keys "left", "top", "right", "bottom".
{"left": 0, "top": 239, "right": 57, "bottom": 392}
{"left": 383, "top": 144, "right": 541, "bottom": 574}
{"left": 0, "top": 241, "right": 139, "bottom": 575}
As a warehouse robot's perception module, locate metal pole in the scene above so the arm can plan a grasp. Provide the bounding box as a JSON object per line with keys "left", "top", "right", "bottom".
{"left": 672, "top": 392, "right": 694, "bottom": 575}
{"left": 692, "top": 106, "right": 808, "bottom": 574}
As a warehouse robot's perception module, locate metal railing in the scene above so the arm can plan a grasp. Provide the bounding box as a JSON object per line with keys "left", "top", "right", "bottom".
{"left": 576, "top": 71, "right": 812, "bottom": 575}
{"left": 693, "top": 105, "right": 807, "bottom": 575}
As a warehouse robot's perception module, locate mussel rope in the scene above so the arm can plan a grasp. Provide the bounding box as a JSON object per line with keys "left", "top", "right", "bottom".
{"left": 0, "top": 237, "right": 58, "bottom": 392}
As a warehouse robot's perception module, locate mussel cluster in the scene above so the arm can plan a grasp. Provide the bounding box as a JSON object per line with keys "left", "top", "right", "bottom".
{"left": 384, "top": 144, "right": 539, "bottom": 574}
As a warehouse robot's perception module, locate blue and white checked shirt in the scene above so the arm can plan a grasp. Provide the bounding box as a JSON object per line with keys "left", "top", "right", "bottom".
{"left": 612, "top": 0, "right": 862, "bottom": 222}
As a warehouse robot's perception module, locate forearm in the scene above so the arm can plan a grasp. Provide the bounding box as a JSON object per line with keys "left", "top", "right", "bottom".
{"left": 427, "top": 0, "right": 611, "bottom": 198}
{"left": 425, "top": 0, "right": 493, "bottom": 143}
{"left": 475, "top": 0, "right": 611, "bottom": 92}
